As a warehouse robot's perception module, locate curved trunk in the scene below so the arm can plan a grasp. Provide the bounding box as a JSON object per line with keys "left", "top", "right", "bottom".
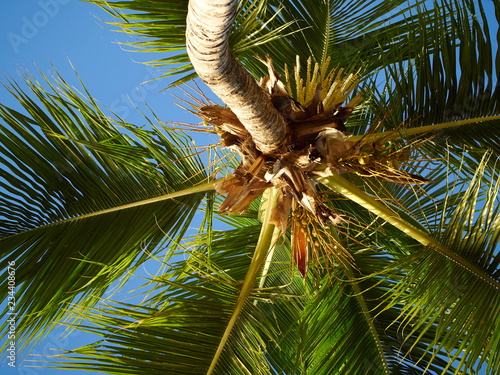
{"left": 186, "top": 0, "right": 287, "bottom": 154}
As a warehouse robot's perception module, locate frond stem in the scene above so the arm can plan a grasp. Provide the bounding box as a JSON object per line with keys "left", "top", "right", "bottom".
{"left": 349, "top": 115, "right": 500, "bottom": 143}
{"left": 319, "top": 172, "right": 500, "bottom": 290}
{"left": 3, "top": 180, "right": 218, "bottom": 240}
{"left": 207, "top": 187, "right": 278, "bottom": 375}
{"left": 257, "top": 227, "right": 281, "bottom": 292}
{"left": 345, "top": 266, "right": 391, "bottom": 375}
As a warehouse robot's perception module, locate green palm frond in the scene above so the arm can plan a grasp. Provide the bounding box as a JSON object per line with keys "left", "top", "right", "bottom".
{"left": 366, "top": 0, "right": 500, "bottom": 170}
{"left": 28, "top": 151, "right": 500, "bottom": 374}
{"left": 260, "top": 0, "right": 444, "bottom": 74}
{"left": 0, "top": 68, "right": 212, "bottom": 353}
{"left": 87, "top": 0, "right": 297, "bottom": 86}
{"left": 285, "top": 265, "right": 458, "bottom": 374}
{"left": 359, "top": 154, "right": 500, "bottom": 373}
{"left": 1, "top": 0, "right": 499, "bottom": 373}
{"left": 87, "top": 0, "right": 192, "bottom": 84}
{"left": 90, "top": 0, "right": 500, "bottom": 170}
{"left": 383, "top": 0, "right": 499, "bottom": 126}
{"left": 296, "top": 145, "right": 498, "bottom": 373}
{"left": 40, "top": 220, "right": 304, "bottom": 374}
{"left": 278, "top": 158, "right": 498, "bottom": 374}
{"left": 88, "top": 0, "right": 465, "bottom": 85}
{"left": 244, "top": 199, "right": 457, "bottom": 374}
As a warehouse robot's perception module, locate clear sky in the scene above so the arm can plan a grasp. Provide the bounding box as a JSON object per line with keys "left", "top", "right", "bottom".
{"left": 0, "top": 0, "right": 216, "bottom": 133}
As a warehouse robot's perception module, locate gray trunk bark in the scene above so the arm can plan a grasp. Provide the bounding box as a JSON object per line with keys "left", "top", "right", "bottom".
{"left": 186, "top": 0, "right": 288, "bottom": 154}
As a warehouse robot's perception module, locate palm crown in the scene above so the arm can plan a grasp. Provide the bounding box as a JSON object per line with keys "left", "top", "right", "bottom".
{"left": 1, "top": 0, "right": 500, "bottom": 374}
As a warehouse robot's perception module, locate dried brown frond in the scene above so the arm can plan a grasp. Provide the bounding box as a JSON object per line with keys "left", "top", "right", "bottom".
{"left": 185, "top": 55, "right": 366, "bottom": 277}
{"left": 175, "top": 54, "right": 435, "bottom": 279}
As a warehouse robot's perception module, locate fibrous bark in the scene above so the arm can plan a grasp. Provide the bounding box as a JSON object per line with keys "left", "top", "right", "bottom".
{"left": 186, "top": 0, "right": 288, "bottom": 154}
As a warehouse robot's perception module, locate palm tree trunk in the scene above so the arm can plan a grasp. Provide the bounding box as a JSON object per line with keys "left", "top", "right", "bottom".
{"left": 186, "top": 0, "right": 288, "bottom": 155}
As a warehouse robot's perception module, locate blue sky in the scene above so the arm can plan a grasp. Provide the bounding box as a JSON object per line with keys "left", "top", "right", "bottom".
{"left": 0, "top": 0, "right": 216, "bottom": 132}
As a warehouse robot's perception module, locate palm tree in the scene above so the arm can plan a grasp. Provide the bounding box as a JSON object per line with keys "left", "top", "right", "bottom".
{"left": 1, "top": 0, "right": 500, "bottom": 373}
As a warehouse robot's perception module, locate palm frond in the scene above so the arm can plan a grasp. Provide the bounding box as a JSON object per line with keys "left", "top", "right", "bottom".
{"left": 252, "top": 219, "right": 458, "bottom": 374}
{"left": 87, "top": 0, "right": 297, "bottom": 86}
{"left": 378, "top": 154, "right": 500, "bottom": 373}
{"left": 2, "top": 0, "right": 498, "bottom": 373}
{"left": 368, "top": 0, "right": 500, "bottom": 170}
{"left": 39, "top": 220, "right": 305, "bottom": 374}
{"left": 0, "top": 68, "right": 210, "bottom": 353}
{"left": 28, "top": 151, "right": 500, "bottom": 373}
{"left": 287, "top": 266, "right": 458, "bottom": 374}
{"left": 87, "top": 0, "right": 466, "bottom": 86}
